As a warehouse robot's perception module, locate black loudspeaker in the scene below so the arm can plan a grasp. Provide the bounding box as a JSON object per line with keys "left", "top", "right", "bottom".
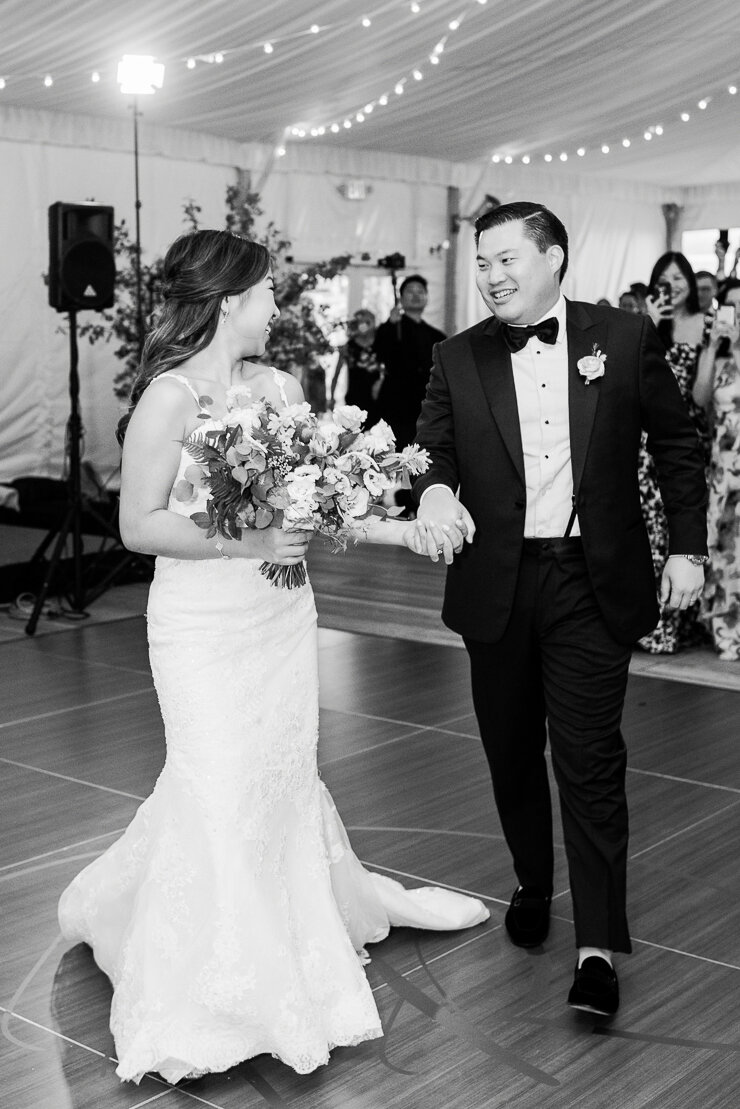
{"left": 48, "top": 202, "right": 116, "bottom": 312}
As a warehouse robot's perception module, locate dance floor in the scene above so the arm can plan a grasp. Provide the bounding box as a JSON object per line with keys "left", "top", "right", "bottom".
{"left": 2, "top": 572, "right": 740, "bottom": 1109}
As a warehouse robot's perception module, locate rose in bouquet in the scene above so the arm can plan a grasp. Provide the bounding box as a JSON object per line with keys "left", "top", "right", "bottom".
{"left": 179, "top": 389, "right": 430, "bottom": 587}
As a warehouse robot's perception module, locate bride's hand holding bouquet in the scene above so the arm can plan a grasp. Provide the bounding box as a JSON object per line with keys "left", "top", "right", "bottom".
{"left": 179, "top": 392, "right": 430, "bottom": 586}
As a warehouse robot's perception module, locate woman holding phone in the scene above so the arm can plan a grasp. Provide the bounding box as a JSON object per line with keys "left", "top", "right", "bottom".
{"left": 637, "top": 252, "right": 710, "bottom": 653}
{"left": 693, "top": 279, "right": 740, "bottom": 659}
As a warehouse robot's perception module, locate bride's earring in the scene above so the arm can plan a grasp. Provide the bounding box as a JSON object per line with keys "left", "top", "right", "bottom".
{"left": 220, "top": 298, "right": 229, "bottom": 323}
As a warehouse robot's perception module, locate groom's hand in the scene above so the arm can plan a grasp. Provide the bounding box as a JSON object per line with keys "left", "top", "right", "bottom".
{"left": 660, "top": 556, "right": 705, "bottom": 610}
{"left": 415, "top": 487, "right": 476, "bottom": 562}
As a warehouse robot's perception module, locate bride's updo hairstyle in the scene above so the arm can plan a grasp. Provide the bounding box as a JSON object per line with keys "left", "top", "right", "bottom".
{"left": 116, "top": 229, "right": 271, "bottom": 445}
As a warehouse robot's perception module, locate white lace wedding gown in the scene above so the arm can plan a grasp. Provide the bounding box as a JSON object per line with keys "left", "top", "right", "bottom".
{"left": 58, "top": 372, "right": 489, "bottom": 1084}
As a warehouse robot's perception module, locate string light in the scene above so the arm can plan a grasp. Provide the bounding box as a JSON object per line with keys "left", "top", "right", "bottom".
{"left": 44, "top": 74, "right": 53, "bottom": 87}
{"left": 491, "top": 81, "right": 737, "bottom": 168}
{"left": 91, "top": 71, "right": 100, "bottom": 83}
{"left": 186, "top": 57, "right": 196, "bottom": 69}
{"left": 361, "top": 16, "right": 372, "bottom": 28}
{"left": 263, "top": 42, "right": 273, "bottom": 54}
{"left": 0, "top": 78, "right": 6, "bottom": 90}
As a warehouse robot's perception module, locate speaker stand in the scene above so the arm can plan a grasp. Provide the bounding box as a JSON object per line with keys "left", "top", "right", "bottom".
{"left": 25, "top": 310, "right": 152, "bottom": 636}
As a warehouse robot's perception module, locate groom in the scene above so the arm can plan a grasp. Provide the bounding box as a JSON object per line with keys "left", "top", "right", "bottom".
{"left": 411, "top": 201, "right": 708, "bottom": 1014}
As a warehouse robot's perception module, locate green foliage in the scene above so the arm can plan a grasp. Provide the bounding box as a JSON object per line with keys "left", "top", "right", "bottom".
{"left": 78, "top": 185, "right": 350, "bottom": 408}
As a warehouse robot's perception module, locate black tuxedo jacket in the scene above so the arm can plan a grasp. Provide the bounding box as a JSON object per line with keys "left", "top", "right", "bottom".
{"left": 413, "top": 300, "right": 708, "bottom": 645}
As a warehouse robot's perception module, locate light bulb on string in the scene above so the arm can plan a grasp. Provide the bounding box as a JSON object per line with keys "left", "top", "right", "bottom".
{"left": 601, "top": 144, "right": 610, "bottom": 154}
{"left": 310, "top": 24, "right": 320, "bottom": 34}
{"left": 263, "top": 42, "right": 273, "bottom": 54}
{"left": 729, "top": 85, "right": 737, "bottom": 95}
{"left": 91, "top": 71, "right": 100, "bottom": 83}
{"left": 362, "top": 16, "right": 372, "bottom": 28}
{"left": 522, "top": 155, "right": 530, "bottom": 164}
{"left": 186, "top": 57, "right": 196, "bottom": 69}
{"left": 544, "top": 153, "right": 552, "bottom": 162}
{"left": 681, "top": 111, "right": 690, "bottom": 121}
{"left": 413, "top": 69, "right": 423, "bottom": 80}
{"left": 577, "top": 147, "right": 586, "bottom": 156}
{"left": 44, "top": 74, "right": 53, "bottom": 87}
{"left": 0, "top": 78, "right": 6, "bottom": 90}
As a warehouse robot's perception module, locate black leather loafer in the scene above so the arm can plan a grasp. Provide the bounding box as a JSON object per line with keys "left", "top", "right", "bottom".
{"left": 504, "top": 885, "right": 551, "bottom": 947}
{"left": 567, "top": 956, "right": 619, "bottom": 1015}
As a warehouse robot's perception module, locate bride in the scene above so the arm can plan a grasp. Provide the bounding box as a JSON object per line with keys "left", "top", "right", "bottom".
{"left": 58, "top": 229, "right": 488, "bottom": 1084}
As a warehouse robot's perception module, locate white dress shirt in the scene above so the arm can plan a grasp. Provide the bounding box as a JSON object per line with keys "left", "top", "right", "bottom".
{"left": 421, "top": 294, "right": 578, "bottom": 538}
{"left": 511, "top": 295, "right": 579, "bottom": 538}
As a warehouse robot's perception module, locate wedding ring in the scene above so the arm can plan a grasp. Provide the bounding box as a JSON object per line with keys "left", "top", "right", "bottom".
{"left": 436, "top": 546, "right": 444, "bottom": 555}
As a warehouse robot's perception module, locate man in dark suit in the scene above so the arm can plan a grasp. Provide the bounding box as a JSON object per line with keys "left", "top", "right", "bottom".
{"left": 410, "top": 201, "right": 708, "bottom": 1015}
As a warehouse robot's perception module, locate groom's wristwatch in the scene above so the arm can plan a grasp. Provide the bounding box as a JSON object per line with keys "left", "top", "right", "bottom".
{"left": 681, "top": 554, "right": 710, "bottom": 565}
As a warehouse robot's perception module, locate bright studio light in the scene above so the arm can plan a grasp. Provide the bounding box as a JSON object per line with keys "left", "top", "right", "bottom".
{"left": 117, "top": 54, "right": 165, "bottom": 95}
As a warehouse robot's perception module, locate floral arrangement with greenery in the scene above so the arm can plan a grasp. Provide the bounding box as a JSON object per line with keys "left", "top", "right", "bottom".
{"left": 78, "top": 185, "right": 351, "bottom": 412}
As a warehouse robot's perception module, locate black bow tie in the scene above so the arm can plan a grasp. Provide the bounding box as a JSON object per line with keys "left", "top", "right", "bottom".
{"left": 500, "top": 317, "right": 559, "bottom": 353}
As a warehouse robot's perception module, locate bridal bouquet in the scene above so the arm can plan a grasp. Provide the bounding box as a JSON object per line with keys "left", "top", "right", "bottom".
{"left": 179, "top": 386, "right": 430, "bottom": 587}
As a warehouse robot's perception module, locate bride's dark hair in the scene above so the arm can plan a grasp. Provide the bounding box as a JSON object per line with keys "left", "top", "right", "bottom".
{"left": 116, "top": 229, "right": 271, "bottom": 445}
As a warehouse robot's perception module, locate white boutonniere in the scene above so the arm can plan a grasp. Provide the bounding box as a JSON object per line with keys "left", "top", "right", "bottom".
{"left": 577, "top": 344, "right": 607, "bottom": 384}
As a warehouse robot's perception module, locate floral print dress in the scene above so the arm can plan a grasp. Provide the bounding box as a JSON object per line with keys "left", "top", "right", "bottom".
{"left": 637, "top": 342, "right": 710, "bottom": 653}
{"left": 700, "top": 354, "right": 740, "bottom": 659}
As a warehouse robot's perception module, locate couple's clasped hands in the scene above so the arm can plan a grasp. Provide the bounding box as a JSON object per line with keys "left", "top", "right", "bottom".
{"left": 403, "top": 487, "right": 476, "bottom": 564}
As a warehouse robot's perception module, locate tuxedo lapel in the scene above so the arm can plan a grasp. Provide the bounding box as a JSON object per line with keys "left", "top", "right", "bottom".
{"left": 470, "top": 321, "right": 525, "bottom": 486}
{"left": 567, "top": 302, "right": 607, "bottom": 499}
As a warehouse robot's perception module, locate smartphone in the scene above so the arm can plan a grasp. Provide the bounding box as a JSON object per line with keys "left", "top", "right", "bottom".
{"left": 717, "top": 304, "right": 737, "bottom": 327}
{"left": 653, "top": 280, "right": 672, "bottom": 304}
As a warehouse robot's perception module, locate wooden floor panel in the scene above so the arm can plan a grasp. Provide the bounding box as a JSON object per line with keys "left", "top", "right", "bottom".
{"left": 2, "top": 613, "right": 740, "bottom": 1109}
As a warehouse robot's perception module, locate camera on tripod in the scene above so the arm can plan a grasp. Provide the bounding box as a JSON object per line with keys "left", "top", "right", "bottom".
{"left": 378, "top": 252, "right": 406, "bottom": 271}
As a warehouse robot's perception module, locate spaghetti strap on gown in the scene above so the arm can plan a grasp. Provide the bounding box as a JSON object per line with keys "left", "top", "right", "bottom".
{"left": 57, "top": 370, "right": 488, "bottom": 1084}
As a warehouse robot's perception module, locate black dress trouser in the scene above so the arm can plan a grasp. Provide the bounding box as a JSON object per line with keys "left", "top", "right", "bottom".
{"left": 464, "top": 537, "right": 633, "bottom": 953}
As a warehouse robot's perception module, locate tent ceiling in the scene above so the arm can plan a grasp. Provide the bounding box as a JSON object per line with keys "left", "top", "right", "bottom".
{"left": 4, "top": 0, "right": 740, "bottom": 187}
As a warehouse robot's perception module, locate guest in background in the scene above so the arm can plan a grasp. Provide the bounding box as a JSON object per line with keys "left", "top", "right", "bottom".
{"left": 618, "top": 290, "right": 642, "bottom": 314}
{"left": 629, "top": 282, "right": 650, "bottom": 314}
{"left": 638, "top": 252, "right": 710, "bottom": 653}
{"left": 328, "top": 308, "right": 383, "bottom": 414}
{"left": 693, "top": 279, "right": 740, "bottom": 659}
{"left": 695, "top": 270, "right": 719, "bottom": 314}
{"left": 714, "top": 239, "right": 740, "bottom": 296}
{"left": 596, "top": 297, "right": 612, "bottom": 307}
{"left": 374, "top": 274, "right": 446, "bottom": 449}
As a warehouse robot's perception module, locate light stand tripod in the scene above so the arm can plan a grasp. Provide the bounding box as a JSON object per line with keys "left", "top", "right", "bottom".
{"left": 24, "top": 311, "right": 151, "bottom": 635}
